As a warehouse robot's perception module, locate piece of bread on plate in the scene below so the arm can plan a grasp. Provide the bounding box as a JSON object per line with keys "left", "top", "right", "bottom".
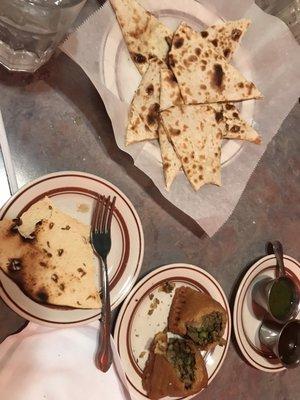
{"left": 142, "top": 332, "right": 208, "bottom": 399}
{"left": 0, "top": 197, "right": 100, "bottom": 309}
{"left": 168, "top": 286, "right": 227, "bottom": 351}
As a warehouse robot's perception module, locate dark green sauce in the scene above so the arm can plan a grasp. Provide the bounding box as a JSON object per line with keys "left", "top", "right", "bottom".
{"left": 269, "top": 279, "right": 296, "bottom": 320}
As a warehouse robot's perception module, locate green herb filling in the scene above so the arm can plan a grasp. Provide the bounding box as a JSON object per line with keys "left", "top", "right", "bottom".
{"left": 187, "top": 311, "right": 223, "bottom": 347}
{"left": 166, "top": 339, "right": 196, "bottom": 389}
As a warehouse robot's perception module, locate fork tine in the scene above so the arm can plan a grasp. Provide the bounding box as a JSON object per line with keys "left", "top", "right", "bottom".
{"left": 97, "top": 195, "right": 106, "bottom": 233}
{"left": 106, "top": 196, "right": 116, "bottom": 233}
{"left": 101, "top": 196, "right": 111, "bottom": 233}
{"left": 92, "top": 194, "right": 102, "bottom": 233}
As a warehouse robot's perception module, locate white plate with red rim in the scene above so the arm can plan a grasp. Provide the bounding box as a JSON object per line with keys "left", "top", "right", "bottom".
{"left": 114, "top": 263, "right": 231, "bottom": 400}
{"left": 233, "top": 254, "right": 300, "bottom": 372}
{"left": 0, "top": 171, "right": 144, "bottom": 327}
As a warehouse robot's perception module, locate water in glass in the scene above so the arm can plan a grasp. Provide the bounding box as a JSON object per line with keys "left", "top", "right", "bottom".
{"left": 0, "top": 0, "right": 86, "bottom": 72}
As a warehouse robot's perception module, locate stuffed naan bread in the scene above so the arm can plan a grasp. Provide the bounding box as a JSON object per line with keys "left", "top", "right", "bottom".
{"left": 143, "top": 332, "right": 208, "bottom": 399}
{"left": 168, "top": 286, "right": 227, "bottom": 351}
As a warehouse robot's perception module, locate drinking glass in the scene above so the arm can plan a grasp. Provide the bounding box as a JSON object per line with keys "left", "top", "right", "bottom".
{"left": 0, "top": 0, "right": 87, "bottom": 73}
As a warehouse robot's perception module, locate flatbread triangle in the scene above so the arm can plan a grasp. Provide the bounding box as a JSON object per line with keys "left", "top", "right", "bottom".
{"left": 158, "top": 68, "right": 182, "bottom": 190}
{"left": 160, "top": 67, "right": 183, "bottom": 111}
{"left": 169, "top": 22, "right": 262, "bottom": 104}
{"left": 201, "top": 19, "right": 251, "bottom": 61}
{"left": 127, "top": 59, "right": 163, "bottom": 145}
{"left": 110, "top": 0, "right": 172, "bottom": 75}
{"left": 160, "top": 102, "right": 261, "bottom": 190}
{"left": 160, "top": 105, "right": 222, "bottom": 190}
{"left": 158, "top": 122, "right": 182, "bottom": 191}
{"left": 218, "top": 103, "right": 261, "bottom": 143}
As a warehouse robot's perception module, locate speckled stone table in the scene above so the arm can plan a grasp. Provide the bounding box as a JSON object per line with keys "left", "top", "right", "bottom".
{"left": 0, "top": 1, "right": 299, "bottom": 399}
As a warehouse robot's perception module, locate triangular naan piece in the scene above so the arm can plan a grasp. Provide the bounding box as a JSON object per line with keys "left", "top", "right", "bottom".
{"left": 158, "top": 123, "right": 182, "bottom": 191}
{"left": 159, "top": 62, "right": 258, "bottom": 143}
{"left": 216, "top": 103, "right": 261, "bottom": 143}
{"left": 160, "top": 105, "right": 222, "bottom": 190}
{"left": 0, "top": 198, "right": 101, "bottom": 309}
{"left": 110, "top": 0, "right": 172, "bottom": 75}
{"left": 169, "top": 22, "right": 262, "bottom": 104}
{"left": 160, "top": 67, "right": 183, "bottom": 111}
{"left": 127, "top": 59, "right": 162, "bottom": 145}
{"left": 159, "top": 68, "right": 183, "bottom": 190}
{"left": 201, "top": 19, "right": 251, "bottom": 61}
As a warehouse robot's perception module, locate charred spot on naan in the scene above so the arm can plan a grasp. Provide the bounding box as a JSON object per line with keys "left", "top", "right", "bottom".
{"left": 214, "top": 111, "right": 224, "bottom": 123}
{"left": 169, "top": 128, "right": 181, "bottom": 137}
{"left": 211, "top": 64, "right": 225, "bottom": 91}
{"left": 168, "top": 53, "right": 177, "bottom": 68}
{"left": 211, "top": 39, "right": 218, "bottom": 47}
{"left": 231, "top": 28, "right": 242, "bottom": 41}
{"left": 229, "top": 125, "right": 241, "bottom": 133}
{"left": 163, "top": 160, "right": 171, "bottom": 171}
{"left": 10, "top": 217, "right": 23, "bottom": 233}
{"left": 165, "top": 72, "right": 177, "bottom": 86}
{"left": 146, "top": 103, "right": 160, "bottom": 126}
{"left": 174, "top": 36, "right": 184, "bottom": 49}
{"left": 5, "top": 248, "right": 49, "bottom": 299}
{"left": 131, "top": 52, "right": 147, "bottom": 65}
{"left": 246, "top": 82, "right": 255, "bottom": 95}
{"left": 188, "top": 55, "right": 198, "bottom": 63}
{"left": 51, "top": 273, "right": 59, "bottom": 283}
{"left": 7, "top": 258, "right": 23, "bottom": 273}
{"left": 223, "top": 48, "right": 231, "bottom": 58}
{"left": 146, "top": 83, "right": 154, "bottom": 95}
{"left": 36, "top": 288, "right": 49, "bottom": 303}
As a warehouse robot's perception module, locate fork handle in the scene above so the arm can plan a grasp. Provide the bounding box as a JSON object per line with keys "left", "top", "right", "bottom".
{"left": 96, "top": 258, "right": 113, "bottom": 372}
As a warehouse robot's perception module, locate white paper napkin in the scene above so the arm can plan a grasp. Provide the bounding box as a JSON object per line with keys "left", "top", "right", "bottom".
{"left": 0, "top": 322, "right": 131, "bottom": 400}
{"left": 61, "top": 0, "right": 300, "bottom": 237}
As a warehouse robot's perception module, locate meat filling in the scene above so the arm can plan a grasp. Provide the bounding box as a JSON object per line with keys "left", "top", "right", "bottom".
{"left": 187, "top": 311, "right": 224, "bottom": 347}
{"left": 166, "top": 339, "right": 196, "bottom": 389}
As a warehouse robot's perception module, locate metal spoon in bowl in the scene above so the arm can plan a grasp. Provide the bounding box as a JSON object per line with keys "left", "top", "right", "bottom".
{"left": 273, "top": 241, "right": 289, "bottom": 279}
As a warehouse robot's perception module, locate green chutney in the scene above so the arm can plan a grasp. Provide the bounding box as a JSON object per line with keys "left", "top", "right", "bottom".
{"left": 269, "top": 278, "right": 295, "bottom": 320}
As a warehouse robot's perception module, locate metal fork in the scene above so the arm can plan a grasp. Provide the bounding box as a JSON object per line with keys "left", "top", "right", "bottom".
{"left": 91, "top": 194, "right": 116, "bottom": 372}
